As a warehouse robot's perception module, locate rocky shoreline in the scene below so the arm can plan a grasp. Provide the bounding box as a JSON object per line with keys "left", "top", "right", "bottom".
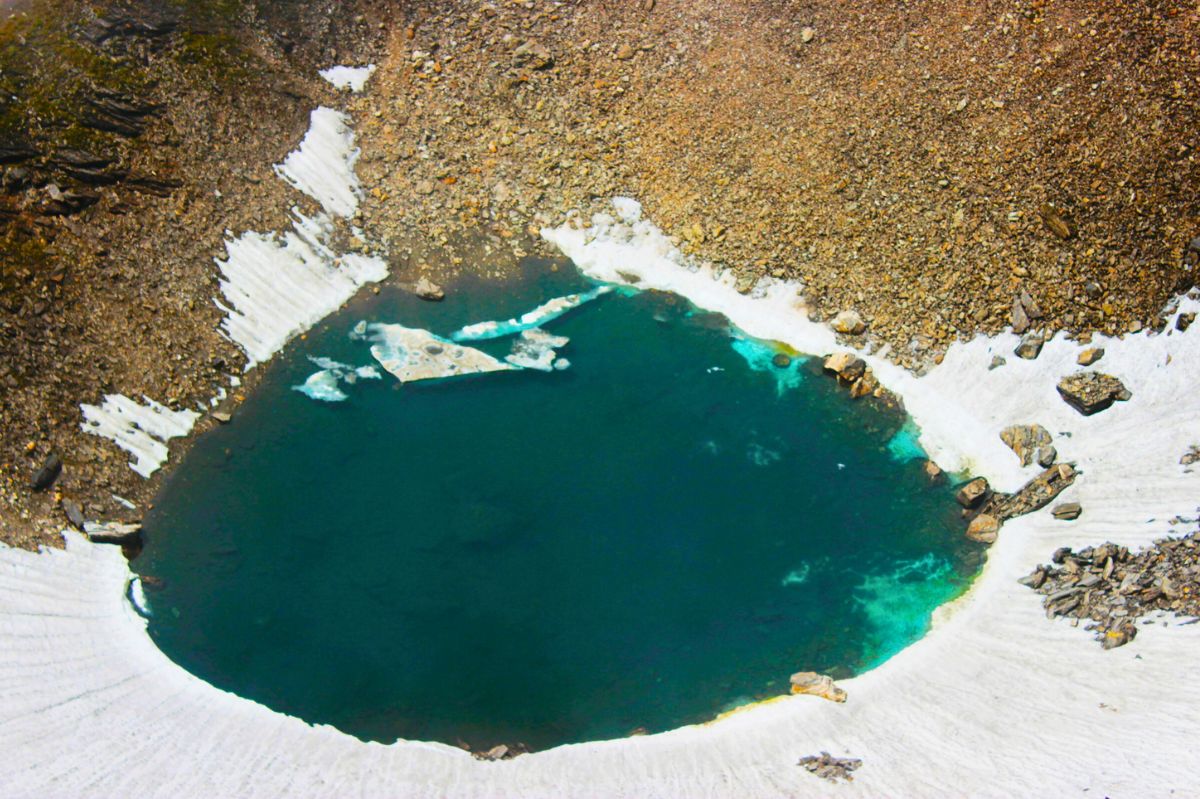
{"left": 1, "top": 3, "right": 1198, "bottom": 569}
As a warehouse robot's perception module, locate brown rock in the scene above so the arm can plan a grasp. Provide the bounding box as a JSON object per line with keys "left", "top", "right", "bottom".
{"left": 823, "top": 352, "right": 866, "bottom": 382}
{"left": 956, "top": 477, "right": 990, "bottom": 509}
{"left": 1052, "top": 502, "right": 1082, "bottom": 520}
{"left": 966, "top": 513, "right": 1000, "bottom": 543}
{"left": 789, "top": 671, "right": 847, "bottom": 703}
{"left": 1057, "top": 372, "right": 1132, "bottom": 415}
{"left": 999, "top": 424, "right": 1052, "bottom": 467}
{"left": 1077, "top": 347, "right": 1105, "bottom": 366}
{"left": 1038, "top": 203, "right": 1076, "bottom": 239}
{"left": 832, "top": 309, "right": 866, "bottom": 335}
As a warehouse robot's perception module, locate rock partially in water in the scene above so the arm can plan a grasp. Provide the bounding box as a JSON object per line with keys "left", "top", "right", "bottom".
{"left": 412, "top": 277, "right": 445, "bottom": 302}
{"left": 84, "top": 520, "right": 142, "bottom": 546}
{"left": 955, "top": 477, "right": 990, "bottom": 509}
{"left": 823, "top": 351, "right": 866, "bottom": 382}
{"left": 965, "top": 514, "right": 1000, "bottom": 544}
{"left": 789, "top": 671, "right": 847, "bottom": 703}
{"left": 1057, "top": 371, "right": 1132, "bottom": 415}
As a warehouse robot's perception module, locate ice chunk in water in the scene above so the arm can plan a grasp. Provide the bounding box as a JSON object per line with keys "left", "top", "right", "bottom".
{"left": 506, "top": 328, "right": 570, "bottom": 372}
{"left": 451, "top": 286, "right": 612, "bottom": 341}
{"left": 294, "top": 370, "right": 348, "bottom": 402}
{"left": 367, "top": 323, "right": 515, "bottom": 383}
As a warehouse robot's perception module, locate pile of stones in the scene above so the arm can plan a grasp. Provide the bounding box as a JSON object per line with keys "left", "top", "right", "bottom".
{"left": 798, "top": 752, "right": 862, "bottom": 783}
{"left": 1020, "top": 531, "right": 1200, "bottom": 649}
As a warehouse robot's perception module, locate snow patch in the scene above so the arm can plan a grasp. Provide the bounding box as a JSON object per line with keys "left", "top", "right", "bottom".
{"left": 319, "top": 64, "right": 376, "bottom": 93}
{"left": 79, "top": 395, "right": 199, "bottom": 478}
{"left": 274, "top": 106, "right": 363, "bottom": 219}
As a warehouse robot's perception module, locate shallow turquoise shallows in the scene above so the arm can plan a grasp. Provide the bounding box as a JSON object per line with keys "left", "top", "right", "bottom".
{"left": 137, "top": 259, "right": 983, "bottom": 751}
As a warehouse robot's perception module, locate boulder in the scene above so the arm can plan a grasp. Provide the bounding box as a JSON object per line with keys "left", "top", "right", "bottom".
{"left": 83, "top": 520, "right": 142, "bottom": 546}
{"left": 955, "top": 477, "right": 990, "bottom": 509}
{"left": 1077, "top": 347, "right": 1105, "bottom": 366}
{"left": 1011, "top": 297, "right": 1030, "bottom": 334}
{"left": 1014, "top": 333, "right": 1044, "bottom": 360}
{"left": 989, "top": 463, "right": 1076, "bottom": 519}
{"left": 789, "top": 671, "right": 847, "bottom": 703}
{"left": 1177, "top": 312, "right": 1195, "bottom": 332}
{"left": 31, "top": 453, "right": 63, "bottom": 491}
{"left": 923, "top": 460, "right": 944, "bottom": 481}
{"left": 848, "top": 370, "right": 878, "bottom": 399}
{"left": 823, "top": 352, "right": 866, "bottom": 382}
{"left": 61, "top": 499, "right": 85, "bottom": 530}
{"left": 1057, "top": 372, "right": 1132, "bottom": 415}
{"left": 999, "top": 424, "right": 1052, "bottom": 467}
{"left": 1036, "top": 446, "right": 1057, "bottom": 468}
{"left": 412, "top": 277, "right": 445, "bottom": 301}
{"left": 1052, "top": 502, "right": 1082, "bottom": 520}
{"left": 832, "top": 310, "right": 866, "bottom": 335}
{"left": 966, "top": 514, "right": 1000, "bottom": 544}
{"left": 211, "top": 411, "right": 232, "bottom": 424}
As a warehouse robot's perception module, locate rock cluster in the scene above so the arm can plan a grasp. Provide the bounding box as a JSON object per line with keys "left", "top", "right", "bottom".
{"left": 798, "top": 752, "right": 861, "bottom": 783}
{"left": 1021, "top": 532, "right": 1200, "bottom": 649}
{"left": 1057, "top": 372, "right": 1132, "bottom": 415}
{"left": 470, "top": 742, "right": 529, "bottom": 762}
{"left": 789, "top": 671, "right": 847, "bottom": 703}
{"left": 821, "top": 352, "right": 886, "bottom": 401}
{"left": 1000, "top": 424, "right": 1055, "bottom": 468}
{"left": 956, "top": 464, "right": 1076, "bottom": 545}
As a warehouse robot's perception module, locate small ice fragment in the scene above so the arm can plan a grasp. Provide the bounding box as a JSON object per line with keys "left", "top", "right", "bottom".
{"left": 112, "top": 494, "right": 137, "bottom": 510}
{"left": 128, "top": 577, "right": 151, "bottom": 617}
{"left": 350, "top": 320, "right": 369, "bottom": 340}
{"left": 553, "top": 358, "right": 571, "bottom": 371}
{"left": 506, "top": 328, "right": 569, "bottom": 372}
{"left": 294, "top": 370, "right": 348, "bottom": 402}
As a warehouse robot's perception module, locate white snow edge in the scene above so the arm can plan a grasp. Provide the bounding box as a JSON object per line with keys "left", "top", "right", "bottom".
{"left": 8, "top": 197, "right": 1198, "bottom": 797}
{"left": 79, "top": 395, "right": 199, "bottom": 478}
{"left": 320, "top": 64, "right": 376, "bottom": 93}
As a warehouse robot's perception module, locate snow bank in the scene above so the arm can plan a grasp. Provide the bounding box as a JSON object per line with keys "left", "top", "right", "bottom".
{"left": 10, "top": 198, "right": 1198, "bottom": 796}
{"left": 79, "top": 395, "right": 199, "bottom": 478}
{"left": 274, "top": 106, "right": 364, "bottom": 219}
{"left": 215, "top": 211, "right": 387, "bottom": 368}
{"left": 319, "top": 64, "right": 376, "bottom": 93}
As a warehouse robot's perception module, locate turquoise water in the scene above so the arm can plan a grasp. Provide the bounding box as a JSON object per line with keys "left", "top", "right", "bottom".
{"left": 136, "top": 260, "right": 983, "bottom": 750}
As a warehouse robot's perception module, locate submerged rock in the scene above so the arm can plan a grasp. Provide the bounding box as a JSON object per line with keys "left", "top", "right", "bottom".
{"left": 1057, "top": 371, "right": 1132, "bottom": 415}
{"left": 789, "top": 671, "right": 847, "bottom": 703}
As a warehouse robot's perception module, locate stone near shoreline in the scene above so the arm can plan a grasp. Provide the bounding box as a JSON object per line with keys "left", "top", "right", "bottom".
{"left": 955, "top": 477, "right": 991, "bottom": 509}
{"left": 789, "top": 671, "right": 847, "bottom": 703}
{"left": 412, "top": 277, "right": 446, "bottom": 302}
{"left": 823, "top": 352, "right": 866, "bottom": 383}
{"left": 1057, "top": 371, "right": 1132, "bottom": 415}
{"left": 83, "top": 520, "right": 142, "bottom": 546}
{"left": 966, "top": 514, "right": 1000, "bottom": 544}
{"left": 985, "top": 463, "right": 1076, "bottom": 520}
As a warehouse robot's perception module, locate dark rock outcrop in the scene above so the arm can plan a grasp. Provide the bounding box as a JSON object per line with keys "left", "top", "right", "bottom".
{"left": 83, "top": 520, "right": 142, "bottom": 546}
{"left": 30, "top": 453, "right": 63, "bottom": 491}
{"left": 1057, "top": 372, "right": 1132, "bottom": 415}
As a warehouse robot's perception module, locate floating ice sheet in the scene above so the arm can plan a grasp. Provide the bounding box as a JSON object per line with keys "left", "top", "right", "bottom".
{"left": 274, "top": 106, "right": 363, "bottom": 219}
{"left": 80, "top": 395, "right": 200, "bottom": 478}
{"left": 294, "top": 357, "right": 382, "bottom": 402}
{"left": 451, "top": 286, "right": 613, "bottom": 341}
{"left": 319, "top": 64, "right": 376, "bottom": 93}
{"left": 367, "top": 324, "right": 515, "bottom": 383}
{"left": 505, "top": 328, "right": 570, "bottom": 372}
{"left": 215, "top": 211, "right": 387, "bottom": 368}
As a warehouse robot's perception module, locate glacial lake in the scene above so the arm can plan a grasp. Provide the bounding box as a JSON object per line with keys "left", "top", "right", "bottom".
{"left": 136, "top": 258, "right": 983, "bottom": 751}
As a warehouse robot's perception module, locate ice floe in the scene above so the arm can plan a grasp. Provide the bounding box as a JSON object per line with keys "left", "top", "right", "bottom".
{"left": 451, "top": 286, "right": 612, "bottom": 341}
{"left": 215, "top": 211, "right": 387, "bottom": 368}
{"left": 294, "top": 357, "right": 382, "bottom": 402}
{"left": 79, "top": 395, "right": 200, "bottom": 478}
{"left": 367, "top": 323, "right": 515, "bottom": 383}
{"left": 319, "top": 64, "right": 376, "bottom": 93}
{"left": 274, "top": 106, "right": 363, "bottom": 219}
{"left": 505, "top": 328, "right": 570, "bottom": 371}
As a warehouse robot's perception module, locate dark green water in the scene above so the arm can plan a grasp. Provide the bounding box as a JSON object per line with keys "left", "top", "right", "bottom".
{"left": 136, "top": 260, "right": 982, "bottom": 751}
